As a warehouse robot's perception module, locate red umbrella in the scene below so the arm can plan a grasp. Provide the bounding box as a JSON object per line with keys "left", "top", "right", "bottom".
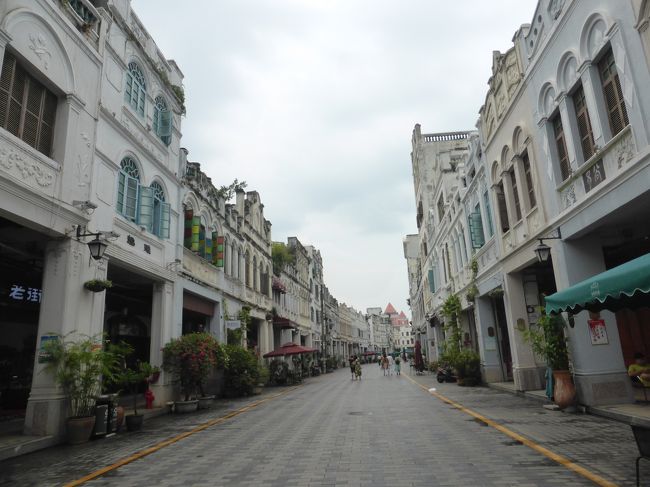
{"left": 263, "top": 342, "right": 318, "bottom": 358}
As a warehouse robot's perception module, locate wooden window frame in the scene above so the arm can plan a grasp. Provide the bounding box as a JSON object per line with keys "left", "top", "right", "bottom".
{"left": 551, "top": 112, "right": 571, "bottom": 181}
{"left": 496, "top": 181, "right": 510, "bottom": 234}
{"left": 598, "top": 48, "right": 629, "bottom": 138}
{"left": 508, "top": 167, "right": 522, "bottom": 222}
{"left": 572, "top": 84, "right": 596, "bottom": 162}
{"left": 521, "top": 151, "right": 536, "bottom": 209}
{"left": 0, "top": 52, "right": 57, "bottom": 157}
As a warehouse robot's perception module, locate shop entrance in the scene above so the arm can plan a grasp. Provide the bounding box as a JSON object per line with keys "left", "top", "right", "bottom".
{"left": 0, "top": 216, "right": 45, "bottom": 419}
{"left": 104, "top": 265, "right": 153, "bottom": 369}
{"left": 492, "top": 296, "right": 512, "bottom": 381}
{"left": 182, "top": 292, "right": 214, "bottom": 335}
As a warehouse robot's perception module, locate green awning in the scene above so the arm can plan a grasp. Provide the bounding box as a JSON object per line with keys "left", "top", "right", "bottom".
{"left": 545, "top": 252, "right": 650, "bottom": 314}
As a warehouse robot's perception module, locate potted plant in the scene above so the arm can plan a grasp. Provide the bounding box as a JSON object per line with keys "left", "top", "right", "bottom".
{"left": 162, "top": 332, "right": 226, "bottom": 412}
{"left": 523, "top": 310, "right": 575, "bottom": 409}
{"left": 223, "top": 344, "right": 259, "bottom": 397}
{"left": 43, "top": 333, "right": 118, "bottom": 444}
{"left": 115, "top": 361, "right": 154, "bottom": 431}
{"left": 83, "top": 279, "right": 112, "bottom": 292}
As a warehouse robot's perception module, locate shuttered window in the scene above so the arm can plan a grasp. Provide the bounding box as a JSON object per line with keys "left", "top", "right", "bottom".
{"left": 598, "top": 49, "right": 629, "bottom": 138}
{"left": 0, "top": 53, "right": 57, "bottom": 157}
{"left": 496, "top": 182, "right": 510, "bottom": 233}
{"left": 552, "top": 114, "right": 571, "bottom": 181}
{"left": 468, "top": 205, "right": 485, "bottom": 249}
{"left": 153, "top": 95, "right": 171, "bottom": 146}
{"left": 522, "top": 151, "right": 536, "bottom": 209}
{"left": 117, "top": 157, "right": 140, "bottom": 221}
{"left": 483, "top": 191, "right": 494, "bottom": 237}
{"left": 573, "top": 84, "right": 596, "bottom": 162}
{"left": 125, "top": 62, "right": 146, "bottom": 117}
{"left": 150, "top": 182, "right": 170, "bottom": 239}
{"left": 508, "top": 167, "right": 522, "bottom": 221}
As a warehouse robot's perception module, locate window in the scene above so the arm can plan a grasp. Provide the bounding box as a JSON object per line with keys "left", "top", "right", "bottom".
{"left": 508, "top": 167, "right": 522, "bottom": 221}
{"left": 522, "top": 152, "right": 536, "bottom": 209}
{"left": 573, "top": 84, "right": 595, "bottom": 162}
{"left": 483, "top": 191, "right": 494, "bottom": 237}
{"left": 0, "top": 52, "right": 57, "bottom": 157}
{"left": 552, "top": 113, "right": 571, "bottom": 181}
{"left": 153, "top": 95, "right": 171, "bottom": 145}
{"left": 149, "top": 182, "right": 170, "bottom": 238}
{"left": 117, "top": 157, "right": 140, "bottom": 221}
{"left": 496, "top": 182, "right": 510, "bottom": 233}
{"left": 125, "top": 62, "right": 146, "bottom": 117}
{"left": 599, "top": 49, "right": 629, "bottom": 138}
{"left": 437, "top": 194, "right": 445, "bottom": 222}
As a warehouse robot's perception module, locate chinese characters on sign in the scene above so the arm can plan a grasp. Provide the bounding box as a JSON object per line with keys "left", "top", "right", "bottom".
{"left": 9, "top": 284, "right": 42, "bottom": 303}
{"left": 588, "top": 319, "right": 609, "bottom": 345}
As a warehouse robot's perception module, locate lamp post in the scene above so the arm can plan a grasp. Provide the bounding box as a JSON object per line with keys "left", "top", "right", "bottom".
{"left": 76, "top": 225, "right": 109, "bottom": 260}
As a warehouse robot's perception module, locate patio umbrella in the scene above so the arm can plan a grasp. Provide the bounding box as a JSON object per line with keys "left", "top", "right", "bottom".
{"left": 262, "top": 342, "right": 318, "bottom": 358}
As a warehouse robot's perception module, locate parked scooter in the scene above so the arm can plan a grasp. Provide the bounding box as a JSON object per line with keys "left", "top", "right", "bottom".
{"left": 436, "top": 365, "right": 457, "bottom": 383}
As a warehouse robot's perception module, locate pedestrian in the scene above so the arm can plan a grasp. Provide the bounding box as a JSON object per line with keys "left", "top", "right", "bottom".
{"left": 349, "top": 355, "right": 356, "bottom": 380}
{"left": 394, "top": 355, "right": 401, "bottom": 375}
{"left": 381, "top": 353, "right": 389, "bottom": 376}
{"left": 387, "top": 354, "right": 394, "bottom": 376}
{"left": 354, "top": 358, "right": 362, "bottom": 380}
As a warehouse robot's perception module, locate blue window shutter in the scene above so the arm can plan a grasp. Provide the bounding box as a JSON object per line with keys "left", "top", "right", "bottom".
{"left": 160, "top": 202, "right": 171, "bottom": 239}
{"left": 125, "top": 176, "right": 139, "bottom": 221}
{"left": 138, "top": 186, "right": 154, "bottom": 232}
{"left": 160, "top": 109, "right": 172, "bottom": 140}
{"left": 428, "top": 269, "right": 435, "bottom": 293}
{"left": 117, "top": 172, "right": 126, "bottom": 214}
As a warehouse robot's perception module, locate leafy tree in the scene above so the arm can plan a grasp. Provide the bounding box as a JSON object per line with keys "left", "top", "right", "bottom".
{"left": 272, "top": 242, "right": 295, "bottom": 276}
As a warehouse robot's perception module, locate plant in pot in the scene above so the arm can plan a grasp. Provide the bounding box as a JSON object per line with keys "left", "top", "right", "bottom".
{"left": 523, "top": 310, "right": 574, "bottom": 409}
{"left": 162, "top": 332, "right": 226, "bottom": 412}
{"left": 223, "top": 344, "right": 259, "bottom": 397}
{"left": 115, "top": 361, "right": 154, "bottom": 431}
{"left": 83, "top": 279, "right": 112, "bottom": 292}
{"left": 43, "top": 333, "right": 118, "bottom": 444}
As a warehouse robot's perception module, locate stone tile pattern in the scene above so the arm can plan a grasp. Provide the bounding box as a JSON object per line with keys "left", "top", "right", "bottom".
{"left": 0, "top": 367, "right": 640, "bottom": 486}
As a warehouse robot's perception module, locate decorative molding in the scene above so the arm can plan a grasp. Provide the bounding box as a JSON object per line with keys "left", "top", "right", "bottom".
{"left": 76, "top": 132, "right": 92, "bottom": 187}
{"left": 0, "top": 145, "right": 55, "bottom": 187}
{"left": 28, "top": 32, "right": 51, "bottom": 70}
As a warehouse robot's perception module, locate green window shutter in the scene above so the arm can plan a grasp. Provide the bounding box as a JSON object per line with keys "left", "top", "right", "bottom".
{"left": 199, "top": 225, "right": 206, "bottom": 257}
{"left": 138, "top": 186, "right": 154, "bottom": 232}
{"left": 160, "top": 109, "right": 172, "bottom": 140}
{"left": 184, "top": 210, "right": 193, "bottom": 248}
{"left": 483, "top": 192, "right": 494, "bottom": 237}
{"left": 468, "top": 210, "right": 485, "bottom": 249}
{"left": 191, "top": 216, "right": 200, "bottom": 252}
{"left": 160, "top": 202, "right": 171, "bottom": 239}
{"left": 125, "top": 176, "right": 139, "bottom": 221}
{"left": 428, "top": 269, "right": 435, "bottom": 293}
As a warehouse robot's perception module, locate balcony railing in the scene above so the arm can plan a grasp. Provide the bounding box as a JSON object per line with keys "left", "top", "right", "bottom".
{"left": 58, "top": 0, "right": 101, "bottom": 47}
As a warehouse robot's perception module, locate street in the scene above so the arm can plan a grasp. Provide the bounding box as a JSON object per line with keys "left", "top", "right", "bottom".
{"left": 0, "top": 365, "right": 642, "bottom": 486}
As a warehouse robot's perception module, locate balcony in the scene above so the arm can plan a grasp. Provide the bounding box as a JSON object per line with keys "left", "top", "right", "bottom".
{"left": 58, "top": 0, "right": 101, "bottom": 47}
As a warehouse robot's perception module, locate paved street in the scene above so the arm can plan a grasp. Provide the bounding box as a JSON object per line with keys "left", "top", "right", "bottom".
{"left": 0, "top": 365, "right": 644, "bottom": 486}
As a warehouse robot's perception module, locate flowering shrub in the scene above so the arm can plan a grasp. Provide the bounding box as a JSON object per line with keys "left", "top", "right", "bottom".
{"left": 162, "top": 333, "right": 227, "bottom": 401}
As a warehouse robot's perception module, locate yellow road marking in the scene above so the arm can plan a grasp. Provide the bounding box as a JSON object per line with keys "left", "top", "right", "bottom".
{"left": 404, "top": 374, "right": 617, "bottom": 487}
{"left": 65, "top": 388, "right": 297, "bottom": 487}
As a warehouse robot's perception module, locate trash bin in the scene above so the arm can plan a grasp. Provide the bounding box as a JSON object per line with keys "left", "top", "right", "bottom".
{"left": 93, "top": 396, "right": 109, "bottom": 437}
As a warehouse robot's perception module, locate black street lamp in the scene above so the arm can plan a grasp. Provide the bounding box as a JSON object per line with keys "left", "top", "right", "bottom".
{"left": 534, "top": 228, "right": 562, "bottom": 264}
{"left": 76, "top": 226, "right": 109, "bottom": 260}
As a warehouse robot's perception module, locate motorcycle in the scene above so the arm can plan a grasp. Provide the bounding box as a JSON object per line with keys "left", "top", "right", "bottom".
{"left": 436, "top": 365, "right": 457, "bottom": 383}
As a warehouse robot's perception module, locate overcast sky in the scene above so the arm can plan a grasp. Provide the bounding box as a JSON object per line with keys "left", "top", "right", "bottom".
{"left": 132, "top": 0, "right": 538, "bottom": 316}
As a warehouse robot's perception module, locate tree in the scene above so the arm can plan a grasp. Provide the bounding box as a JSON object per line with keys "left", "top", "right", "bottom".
{"left": 272, "top": 242, "right": 295, "bottom": 276}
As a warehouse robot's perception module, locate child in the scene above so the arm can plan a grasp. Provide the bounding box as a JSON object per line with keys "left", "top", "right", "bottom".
{"left": 394, "top": 356, "right": 401, "bottom": 375}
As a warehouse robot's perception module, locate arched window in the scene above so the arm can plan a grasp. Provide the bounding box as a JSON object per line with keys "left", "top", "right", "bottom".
{"left": 150, "top": 182, "right": 170, "bottom": 238}
{"left": 245, "top": 251, "right": 251, "bottom": 287}
{"left": 125, "top": 62, "right": 146, "bottom": 116}
{"left": 117, "top": 157, "right": 140, "bottom": 221}
{"left": 153, "top": 95, "right": 171, "bottom": 145}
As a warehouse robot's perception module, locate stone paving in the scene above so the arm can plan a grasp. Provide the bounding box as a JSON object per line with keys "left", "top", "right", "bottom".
{"left": 0, "top": 365, "right": 644, "bottom": 486}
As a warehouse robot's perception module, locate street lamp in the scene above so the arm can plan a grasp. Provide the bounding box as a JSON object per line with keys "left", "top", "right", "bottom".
{"left": 534, "top": 228, "right": 562, "bottom": 263}
{"left": 76, "top": 225, "right": 109, "bottom": 260}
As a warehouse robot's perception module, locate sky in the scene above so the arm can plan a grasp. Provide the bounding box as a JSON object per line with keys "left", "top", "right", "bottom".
{"left": 132, "top": 0, "right": 539, "bottom": 316}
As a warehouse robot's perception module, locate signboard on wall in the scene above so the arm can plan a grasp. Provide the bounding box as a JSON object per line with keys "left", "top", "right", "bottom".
{"left": 588, "top": 319, "right": 609, "bottom": 345}
{"left": 225, "top": 320, "right": 241, "bottom": 330}
{"left": 38, "top": 334, "right": 59, "bottom": 363}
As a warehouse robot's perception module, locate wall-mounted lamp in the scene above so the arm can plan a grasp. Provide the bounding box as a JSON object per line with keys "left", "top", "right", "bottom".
{"left": 76, "top": 225, "right": 108, "bottom": 260}
{"left": 534, "top": 228, "right": 562, "bottom": 263}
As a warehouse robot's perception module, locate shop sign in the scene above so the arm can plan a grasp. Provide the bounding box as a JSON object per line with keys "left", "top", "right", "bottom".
{"left": 225, "top": 320, "right": 241, "bottom": 330}
{"left": 8, "top": 284, "right": 42, "bottom": 303}
{"left": 38, "top": 334, "right": 59, "bottom": 363}
{"left": 588, "top": 319, "right": 609, "bottom": 345}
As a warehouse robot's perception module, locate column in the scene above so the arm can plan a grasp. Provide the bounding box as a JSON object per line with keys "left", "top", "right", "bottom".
{"left": 150, "top": 280, "right": 174, "bottom": 405}
{"left": 25, "top": 239, "right": 104, "bottom": 437}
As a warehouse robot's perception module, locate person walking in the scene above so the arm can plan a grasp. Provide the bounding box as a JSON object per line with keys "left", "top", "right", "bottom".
{"left": 387, "top": 354, "right": 394, "bottom": 376}
{"left": 394, "top": 355, "right": 401, "bottom": 375}
{"left": 381, "top": 353, "right": 389, "bottom": 376}
{"left": 349, "top": 355, "right": 356, "bottom": 380}
{"left": 354, "top": 358, "right": 362, "bottom": 380}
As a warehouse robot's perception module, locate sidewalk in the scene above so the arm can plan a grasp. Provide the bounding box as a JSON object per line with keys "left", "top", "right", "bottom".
{"left": 407, "top": 370, "right": 640, "bottom": 486}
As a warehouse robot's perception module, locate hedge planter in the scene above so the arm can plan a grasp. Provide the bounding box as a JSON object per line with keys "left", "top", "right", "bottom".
{"left": 197, "top": 395, "right": 215, "bottom": 409}
{"left": 175, "top": 399, "right": 198, "bottom": 413}
{"left": 553, "top": 370, "right": 576, "bottom": 409}
{"left": 66, "top": 416, "right": 96, "bottom": 444}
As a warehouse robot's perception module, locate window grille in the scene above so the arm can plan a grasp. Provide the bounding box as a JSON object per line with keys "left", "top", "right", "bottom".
{"left": 0, "top": 53, "right": 57, "bottom": 157}
{"left": 125, "top": 62, "right": 146, "bottom": 117}
{"left": 573, "top": 84, "right": 596, "bottom": 162}
{"left": 599, "top": 49, "right": 629, "bottom": 138}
